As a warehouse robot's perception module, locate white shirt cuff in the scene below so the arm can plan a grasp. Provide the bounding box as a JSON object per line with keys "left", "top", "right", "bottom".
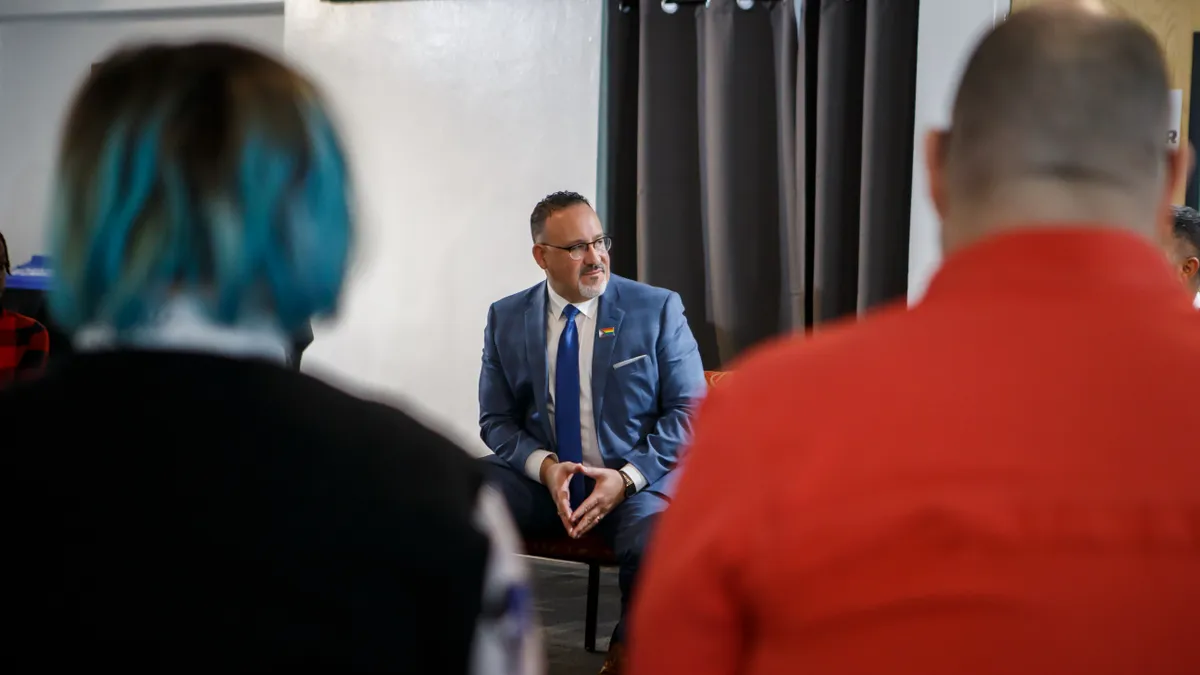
{"left": 619, "top": 463, "right": 648, "bottom": 493}
{"left": 524, "top": 449, "right": 557, "bottom": 484}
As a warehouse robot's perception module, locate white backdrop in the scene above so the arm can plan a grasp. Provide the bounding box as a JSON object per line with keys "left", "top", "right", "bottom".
{"left": 907, "top": 0, "right": 1010, "bottom": 302}
{"left": 284, "top": 0, "right": 603, "bottom": 454}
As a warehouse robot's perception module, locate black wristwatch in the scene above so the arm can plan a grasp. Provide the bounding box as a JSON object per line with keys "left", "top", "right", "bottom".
{"left": 618, "top": 469, "right": 637, "bottom": 498}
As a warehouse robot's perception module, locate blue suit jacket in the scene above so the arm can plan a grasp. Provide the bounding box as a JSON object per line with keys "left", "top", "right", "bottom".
{"left": 479, "top": 275, "right": 707, "bottom": 496}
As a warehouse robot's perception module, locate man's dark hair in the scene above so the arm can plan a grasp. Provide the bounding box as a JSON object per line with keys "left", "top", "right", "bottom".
{"left": 945, "top": 5, "right": 1171, "bottom": 199}
{"left": 0, "top": 230, "right": 9, "bottom": 276}
{"left": 530, "top": 191, "right": 591, "bottom": 242}
{"left": 1173, "top": 205, "right": 1200, "bottom": 257}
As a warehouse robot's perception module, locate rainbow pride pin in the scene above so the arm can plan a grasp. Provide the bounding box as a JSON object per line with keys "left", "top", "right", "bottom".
{"left": 598, "top": 327, "right": 616, "bottom": 339}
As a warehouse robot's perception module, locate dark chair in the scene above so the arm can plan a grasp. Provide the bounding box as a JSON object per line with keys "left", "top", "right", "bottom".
{"left": 522, "top": 370, "right": 730, "bottom": 651}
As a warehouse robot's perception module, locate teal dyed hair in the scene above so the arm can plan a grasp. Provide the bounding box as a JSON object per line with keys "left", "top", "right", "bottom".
{"left": 48, "top": 42, "right": 352, "bottom": 333}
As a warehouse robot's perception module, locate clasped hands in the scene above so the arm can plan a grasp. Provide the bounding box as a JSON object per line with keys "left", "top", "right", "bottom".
{"left": 540, "top": 458, "right": 626, "bottom": 539}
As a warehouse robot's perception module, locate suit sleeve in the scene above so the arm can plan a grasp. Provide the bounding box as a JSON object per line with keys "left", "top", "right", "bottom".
{"left": 627, "top": 383, "right": 762, "bottom": 675}
{"left": 479, "top": 304, "right": 545, "bottom": 471}
{"left": 622, "top": 292, "right": 707, "bottom": 488}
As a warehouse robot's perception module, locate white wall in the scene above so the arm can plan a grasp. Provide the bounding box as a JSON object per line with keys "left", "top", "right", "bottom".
{"left": 907, "top": 0, "right": 1009, "bottom": 302}
{"left": 285, "top": 0, "right": 603, "bottom": 453}
{"left": 0, "top": 7, "right": 284, "bottom": 268}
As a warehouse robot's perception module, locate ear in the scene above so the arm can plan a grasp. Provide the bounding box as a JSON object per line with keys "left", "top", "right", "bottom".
{"left": 1155, "top": 144, "right": 1193, "bottom": 242}
{"left": 532, "top": 244, "right": 548, "bottom": 271}
{"left": 1166, "top": 143, "right": 1193, "bottom": 204}
{"left": 925, "top": 130, "right": 950, "bottom": 222}
{"left": 1185, "top": 256, "right": 1200, "bottom": 280}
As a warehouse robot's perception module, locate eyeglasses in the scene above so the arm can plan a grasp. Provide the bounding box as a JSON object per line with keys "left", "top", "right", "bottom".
{"left": 539, "top": 235, "right": 613, "bottom": 261}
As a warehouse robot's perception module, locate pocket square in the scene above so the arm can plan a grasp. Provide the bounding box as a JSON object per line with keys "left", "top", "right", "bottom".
{"left": 613, "top": 354, "right": 648, "bottom": 370}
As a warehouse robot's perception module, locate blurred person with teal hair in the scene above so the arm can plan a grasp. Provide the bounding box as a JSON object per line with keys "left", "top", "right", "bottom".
{"left": 0, "top": 42, "right": 540, "bottom": 674}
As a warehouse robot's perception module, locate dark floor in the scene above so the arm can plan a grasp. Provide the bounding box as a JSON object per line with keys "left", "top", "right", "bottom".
{"left": 528, "top": 557, "right": 620, "bottom": 675}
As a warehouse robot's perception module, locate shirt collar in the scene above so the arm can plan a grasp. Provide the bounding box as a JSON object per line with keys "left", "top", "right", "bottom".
{"left": 546, "top": 283, "right": 599, "bottom": 320}
{"left": 922, "top": 226, "right": 1191, "bottom": 306}
{"left": 73, "top": 296, "right": 290, "bottom": 363}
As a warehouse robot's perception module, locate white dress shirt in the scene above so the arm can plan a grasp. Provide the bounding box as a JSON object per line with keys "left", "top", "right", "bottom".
{"left": 523, "top": 285, "right": 648, "bottom": 492}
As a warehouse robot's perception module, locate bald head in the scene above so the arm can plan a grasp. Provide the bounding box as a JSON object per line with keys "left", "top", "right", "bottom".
{"left": 935, "top": 3, "right": 1172, "bottom": 217}
{"left": 1033, "top": 0, "right": 1113, "bottom": 17}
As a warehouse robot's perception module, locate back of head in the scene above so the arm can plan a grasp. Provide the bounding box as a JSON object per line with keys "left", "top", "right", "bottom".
{"left": 49, "top": 42, "right": 352, "bottom": 334}
{"left": 1173, "top": 205, "right": 1200, "bottom": 251}
{"left": 1172, "top": 205, "right": 1200, "bottom": 291}
{"left": 934, "top": 1, "right": 1175, "bottom": 245}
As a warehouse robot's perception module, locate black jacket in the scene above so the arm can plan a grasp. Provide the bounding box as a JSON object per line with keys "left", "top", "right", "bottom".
{"left": 0, "top": 351, "right": 489, "bottom": 672}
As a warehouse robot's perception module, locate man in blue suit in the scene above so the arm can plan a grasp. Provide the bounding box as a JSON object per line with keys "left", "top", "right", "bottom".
{"left": 479, "top": 191, "right": 706, "bottom": 674}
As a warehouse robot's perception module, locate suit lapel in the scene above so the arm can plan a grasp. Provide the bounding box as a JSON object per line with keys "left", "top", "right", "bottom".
{"left": 525, "top": 284, "right": 553, "bottom": 443}
{"left": 591, "top": 282, "right": 625, "bottom": 431}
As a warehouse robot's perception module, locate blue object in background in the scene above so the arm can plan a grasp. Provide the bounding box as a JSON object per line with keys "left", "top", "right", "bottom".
{"left": 5, "top": 255, "right": 53, "bottom": 291}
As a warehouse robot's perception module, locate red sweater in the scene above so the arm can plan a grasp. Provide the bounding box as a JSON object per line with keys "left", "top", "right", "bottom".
{"left": 630, "top": 229, "right": 1200, "bottom": 675}
{"left": 0, "top": 307, "right": 49, "bottom": 386}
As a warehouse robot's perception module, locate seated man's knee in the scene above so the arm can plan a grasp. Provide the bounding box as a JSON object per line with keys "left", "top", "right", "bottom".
{"left": 617, "top": 542, "right": 643, "bottom": 570}
{"left": 480, "top": 453, "right": 510, "bottom": 470}
{"left": 479, "top": 453, "right": 524, "bottom": 488}
{"left": 614, "top": 513, "right": 659, "bottom": 565}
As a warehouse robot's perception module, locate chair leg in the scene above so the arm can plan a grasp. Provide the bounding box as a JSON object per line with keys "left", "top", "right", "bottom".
{"left": 585, "top": 563, "right": 600, "bottom": 653}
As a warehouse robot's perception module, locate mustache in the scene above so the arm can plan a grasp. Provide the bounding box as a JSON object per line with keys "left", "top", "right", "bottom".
{"left": 580, "top": 264, "right": 607, "bottom": 278}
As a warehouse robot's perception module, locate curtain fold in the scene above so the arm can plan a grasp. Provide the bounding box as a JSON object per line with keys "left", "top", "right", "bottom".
{"left": 599, "top": 0, "right": 920, "bottom": 367}
{"left": 799, "top": 0, "right": 820, "bottom": 329}
{"left": 812, "top": 0, "right": 866, "bottom": 324}
{"left": 858, "top": 0, "right": 920, "bottom": 311}
{"left": 634, "top": 0, "right": 718, "bottom": 365}
{"left": 1186, "top": 33, "right": 1200, "bottom": 210}
{"left": 696, "top": 0, "right": 799, "bottom": 360}
{"left": 597, "top": 1, "right": 641, "bottom": 280}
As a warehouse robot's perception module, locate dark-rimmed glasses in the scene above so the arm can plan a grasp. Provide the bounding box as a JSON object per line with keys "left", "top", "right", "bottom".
{"left": 539, "top": 235, "right": 613, "bottom": 261}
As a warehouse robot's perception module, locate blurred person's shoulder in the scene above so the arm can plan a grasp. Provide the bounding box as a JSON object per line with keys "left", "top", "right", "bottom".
{"left": 0, "top": 309, "right": 44, "bottom": 330}
{"left": 684, "top": 301, "right": 918, "bottom": 461}
{"left": 0, "top": 351, "right": 484, "bottom": 493}
{"left": 213, "top": 354, "right": 488, "bottom": 498}
{"left": 709, "top": 301, "right": 915, "bottom": 400}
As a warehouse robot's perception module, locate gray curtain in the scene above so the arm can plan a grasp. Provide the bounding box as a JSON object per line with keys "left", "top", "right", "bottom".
{"left": 812, "top": 0, "right": 864, "bottom": 322}
{"left": 695, "top": 0, "right": 803, "bottom": 364}
{"left": 858, "top": 0, "right": 920, "bottom": 310}
{"left": 633, "top": 0, "right": 710, "bottom": 366}
{"left": 598, "top": 0, "right": 919, "bottom": 367}
{"left": 599, "top": 0, "right": 801, "bottom": 368}
{"left": 813, "top": 0, "right": 920, "bottom": 321}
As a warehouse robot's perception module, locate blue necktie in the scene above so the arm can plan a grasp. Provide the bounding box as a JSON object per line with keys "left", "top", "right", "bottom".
{"left": 555, "top": 304, "right": 586, "bottom": 509}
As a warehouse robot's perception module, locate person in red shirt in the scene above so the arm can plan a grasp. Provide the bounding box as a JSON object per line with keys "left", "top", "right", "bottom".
{"left": 630, "top": 3, "right": 1200, "bottom": 675}
{"left": 0, "top": 231, "right": 49, "bottom": 385}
